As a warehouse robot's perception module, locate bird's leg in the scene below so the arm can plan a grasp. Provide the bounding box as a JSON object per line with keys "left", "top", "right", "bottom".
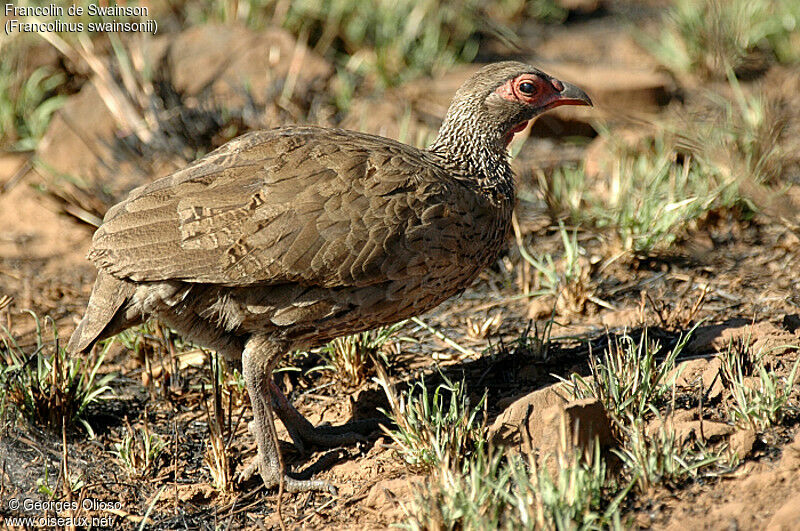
{"left": 239, "top": 335, "right": 334, "bottom": 493}
{"left": 268, "top": 379, "right": 382, "bottom": 453}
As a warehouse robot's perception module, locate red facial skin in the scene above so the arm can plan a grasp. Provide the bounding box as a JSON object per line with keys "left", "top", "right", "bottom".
{"left": 496, "top": 73, "right": 588, "bottom": 146}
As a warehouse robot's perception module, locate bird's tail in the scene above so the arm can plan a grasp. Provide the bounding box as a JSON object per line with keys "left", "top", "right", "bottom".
{"left": 67, "top": 270, "right": 136, "bottom": 354}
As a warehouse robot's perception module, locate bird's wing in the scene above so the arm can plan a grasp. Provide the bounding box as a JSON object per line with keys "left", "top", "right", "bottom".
{"left": 88, "top": 127, "right": 466, "bottom": 287}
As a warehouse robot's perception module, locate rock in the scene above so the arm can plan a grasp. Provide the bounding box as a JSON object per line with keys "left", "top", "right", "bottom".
{"left": 599, "top": 307, "right": 641, "bottom": 329}
{"left": 648, "top": 417, "right": 734, "bottom": 443}
{"left": 489, "top": 383, "right": 572, "bottom": 452}
{"left": 36, "top": 81, "right": 150, "bottom": 212}
{"left": 686, "top": 320, "right": 794, "bottom": 355}
{"left": 779, "top": 430, "right": 800, "bottom": 470}
{"left": 535, "top": 23, "right": 660, "bottom": 71}
{"left": 671, "top": 357, "right": 711, "bottom": 388}
{"left": 541, "top": 398, "right": 615, "bottom": 457}
{"left": 527, "top": 296, "right": 557, "bottom": 321}
{"left": 729, "top": 429, "right": 757, "bottom": 460}
{"left": 489, "top": 385, "right": 614, "bottom": 460}
{"left": 701, "top": 357, "right": 725, "bottom": 401}
{"left": 143, "top": 24, "right": 333, "bottom": 111}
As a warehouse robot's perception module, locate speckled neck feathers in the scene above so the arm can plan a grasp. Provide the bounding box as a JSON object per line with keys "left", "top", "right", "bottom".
{"left": 428, "top": 98, "right": 515, "bottom": 201}
{"left": 427, "top": 64, "right": 529, "bottom": 202}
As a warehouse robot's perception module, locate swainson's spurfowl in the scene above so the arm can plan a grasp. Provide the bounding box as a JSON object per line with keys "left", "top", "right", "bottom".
{"left": 68, "top": 61, "right": 592, "bottom": 492}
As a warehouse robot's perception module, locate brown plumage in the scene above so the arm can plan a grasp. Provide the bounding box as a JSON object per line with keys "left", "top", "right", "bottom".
{"left": 68, "top": 61, "right": 591, "bottom": 492}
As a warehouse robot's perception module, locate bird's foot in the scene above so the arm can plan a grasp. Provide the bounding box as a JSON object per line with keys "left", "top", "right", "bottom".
{"left": 285, "top": 418, "right": 382, "bottom": 451}
{"left": 269, "top": 380, "right": 383, "bottom": 453}
{"left": 236, "top": 454, "right": 336, "bottom": 494}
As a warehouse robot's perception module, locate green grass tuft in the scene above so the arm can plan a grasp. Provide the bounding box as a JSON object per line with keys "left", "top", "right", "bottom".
{"left": 377, "top": 372, "right": 486, "bottom": 472}
{"left": 0, "top": 312, "right": 115, "bottom": 436}
{"left": 0, "top": 62, "right": 67, "bottom": 151}
{"left": 643, "top": 0, "right": 800, "bottom": 78}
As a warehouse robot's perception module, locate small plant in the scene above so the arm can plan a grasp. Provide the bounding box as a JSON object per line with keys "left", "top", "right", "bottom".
{"left": 0, "top": 60, "right": 67, "bottom": 151}
{"left": 490, "top": 0, "right": 569, "bottom": 25}
{"left": 690, "top": 72, "right": 789, "bottom": 190}
{"left": 601, "top": 145, "right": 714, "bottom": 255}
{"left": 322, "top": 322, "right": 405, "bottom": 388}
{"left": 613, "top": 414, "right": 722, "bottom": 492}
{"left": 36, "top": 461, "right": 86, "bottom": 497}
{"left": 541, "top": 133, "right": 731, "bottom": 256}
{"left": 538, "top": 165, "right": 587, "bottom": 223}
{"left": 0, "top": 312, "right": 115, "bottom": 436}
{"left": 565, "top": 328, "right": 689, "bottom": 425}
{"left": 518, "top": 221, "right": 600, "bottom": 315}
{"left": 402, "top": 442, "right": 621, "bottom": 530}
{"left": 720, "top": 340, "right": 800, "bottom": 432}
{"left": 203, "top": 351, "right": 234, "bottom": 492}
{"left": 512, "top": 318, "right": 554, "bottom": 362}
{"left": 113, "top": 423, "right": 166, "bottom": 477}
{"left": 376, "top": 371, "right": 485, "bottom": 471}
{"left": 522, "top": 444, "right": 624, "bottom": 530}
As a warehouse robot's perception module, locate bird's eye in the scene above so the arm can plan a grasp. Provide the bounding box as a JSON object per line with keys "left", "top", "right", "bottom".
{"left": 519, "top": 81, "right": 536, "bottom": 95}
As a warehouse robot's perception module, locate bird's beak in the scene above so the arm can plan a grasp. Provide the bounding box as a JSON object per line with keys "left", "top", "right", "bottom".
{"left": 545, "top": 80, "right": 593, "bottom": 110}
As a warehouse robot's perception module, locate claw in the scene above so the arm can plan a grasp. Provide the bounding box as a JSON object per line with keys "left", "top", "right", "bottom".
{"left": 236, "top": 457, "right": 260, "bottom": 484}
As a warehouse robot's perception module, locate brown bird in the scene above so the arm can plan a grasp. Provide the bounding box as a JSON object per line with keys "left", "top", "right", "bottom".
{"left": 68, "top": 61, "right": 591, "bottom": 493}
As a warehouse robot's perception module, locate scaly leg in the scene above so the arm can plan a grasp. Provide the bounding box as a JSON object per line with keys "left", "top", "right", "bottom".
{"left": 240, "top": 334, "right": 333, "bottom": 493}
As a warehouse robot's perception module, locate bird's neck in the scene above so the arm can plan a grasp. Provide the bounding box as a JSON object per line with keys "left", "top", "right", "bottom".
{"left": 427, "top": 116, "right": 515, "bottom": 202}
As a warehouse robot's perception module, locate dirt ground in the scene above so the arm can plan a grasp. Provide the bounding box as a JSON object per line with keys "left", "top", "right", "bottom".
{"left": 1, "top": 2, "right": 800, "bottom": 530}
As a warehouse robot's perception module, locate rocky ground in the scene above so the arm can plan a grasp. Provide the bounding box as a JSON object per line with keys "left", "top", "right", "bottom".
{"left": 1, "top": 1, "right": 799, "bottom": 529}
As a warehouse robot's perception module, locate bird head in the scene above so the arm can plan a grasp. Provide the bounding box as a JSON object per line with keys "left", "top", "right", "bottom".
{"left": 437, "top": 62, "right": 593, "bottom": 153}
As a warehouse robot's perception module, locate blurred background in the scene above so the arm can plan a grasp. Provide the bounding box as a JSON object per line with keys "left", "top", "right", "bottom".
{"left": 1, "top": 0, "right": 799, "bottom": 237}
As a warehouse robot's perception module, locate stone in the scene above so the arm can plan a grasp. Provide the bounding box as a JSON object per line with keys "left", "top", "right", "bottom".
{"left": 148, "top": 24, "right": 333, "bottom": 110}
{"left": 779, "top": 430, "right": 800, "bottom": 470}
{"left": 672, "top": 357, "right": 711, "bottom": 388}
{"left": 36, "top": 81, "right": 149, "bottom": 211}
{"left": 685, "top": 320, "right": 794, "bottom": 355}
{"left": 729, "top": 429, "right": 757, "bottom": 460}
{"left": 701, "top": 357, "right": 725, "bottom": 401}
{"left": 599, "top": 307, "right": 641, "bottom": 329}
{"left": 541, "top": 398, "right": 615, "bottom": 457}
{"left": 489, "top": 384, "right": 614, "bottom": 460}
{"left": 527, "top": 295, "right": 557, "bottom": 321}
{"left": 488, "top": 383, "right": 572, "bottom": 452}
{"left": 648, "top": 417, "right": 734, "bottom": 444}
